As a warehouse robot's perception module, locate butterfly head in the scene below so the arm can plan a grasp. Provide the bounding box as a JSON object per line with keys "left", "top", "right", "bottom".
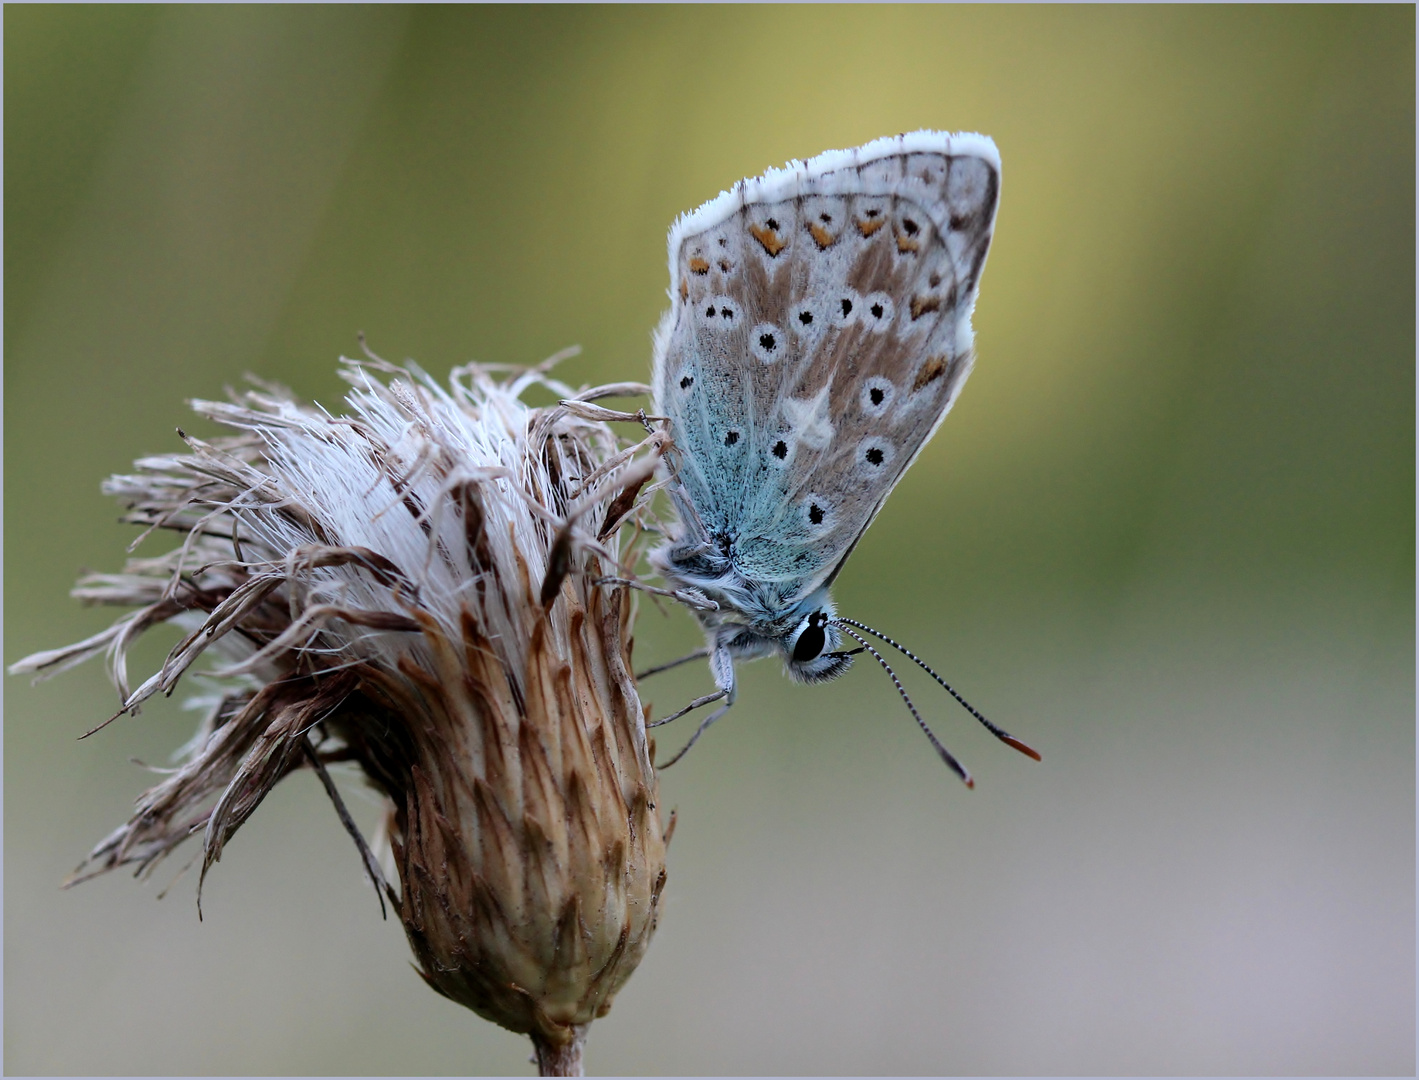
{"left": 782, "top": 588, "right": 855, "bottom": 684}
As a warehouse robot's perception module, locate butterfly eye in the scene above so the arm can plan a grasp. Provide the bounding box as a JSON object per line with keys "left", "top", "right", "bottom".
{"left": 791, "top": 619, "right": 827, "bottom": 664}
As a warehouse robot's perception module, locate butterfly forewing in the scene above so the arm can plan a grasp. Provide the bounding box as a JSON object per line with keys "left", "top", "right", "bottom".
{"left": 654, "top": 133, "right": 999, "bottom": 601}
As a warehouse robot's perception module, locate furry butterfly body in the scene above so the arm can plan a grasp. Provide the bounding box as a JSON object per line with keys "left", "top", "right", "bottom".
{"left": 648, "top": 131, "right": 1008, "bottom": 767}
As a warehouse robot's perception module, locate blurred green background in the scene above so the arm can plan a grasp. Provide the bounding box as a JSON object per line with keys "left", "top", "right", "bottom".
{"left": 5, "top": 6, "right": 1413, "bottom": 1075}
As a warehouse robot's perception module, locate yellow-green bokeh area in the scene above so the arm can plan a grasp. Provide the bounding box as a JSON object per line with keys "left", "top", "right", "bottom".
{"left": 6, "top": 6, "right": 1413, "bottom": 1075}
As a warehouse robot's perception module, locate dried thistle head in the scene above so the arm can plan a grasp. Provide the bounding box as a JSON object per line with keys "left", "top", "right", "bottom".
{"left": 12, "top": 354, "right": 673, "bottom": 1072}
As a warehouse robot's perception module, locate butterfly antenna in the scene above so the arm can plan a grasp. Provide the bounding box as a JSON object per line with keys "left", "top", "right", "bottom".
{"left": 834, "top": 623, "right": 973, "bottom": 788}
{"left": 834, "top": 617, "right": 1041, "bottom": 762}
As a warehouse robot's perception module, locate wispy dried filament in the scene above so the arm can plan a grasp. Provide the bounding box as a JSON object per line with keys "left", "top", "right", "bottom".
{"left": 13, "top": 356, "right": 672, "bottom": 1067}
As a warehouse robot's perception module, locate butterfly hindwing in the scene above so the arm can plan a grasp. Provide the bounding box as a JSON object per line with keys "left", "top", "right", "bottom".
{"left": 653, "top": 133, "right": 999, "bottom": 601}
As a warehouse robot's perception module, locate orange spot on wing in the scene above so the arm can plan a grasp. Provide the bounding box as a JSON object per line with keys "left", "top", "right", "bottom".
{"left": 808, "top": 222, "right": 836, "bottom": 249}
{"left": 679, "top": 277, "right": 689, "bottom": 301}
{"left": 909, "top": 295, "right": 940, "bottom": 320}
{"left": 912, "top": 356, "right": 947, "bottom": 391}
{"left": 749, "top": 223, "right": 786, "bottom": 256}
{"left": 856, "top": 217, "right": 886, "bottom": 237}
{"left": 895, "top": 231, "right": 921, "bottom": 253}
{"left": 688, "top": 256, "right": 710, "bottom": 275}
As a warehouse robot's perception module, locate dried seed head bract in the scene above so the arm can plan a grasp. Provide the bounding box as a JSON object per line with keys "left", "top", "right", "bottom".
{"left": 13, "top": 353, "right": 674, "bottom": 1073}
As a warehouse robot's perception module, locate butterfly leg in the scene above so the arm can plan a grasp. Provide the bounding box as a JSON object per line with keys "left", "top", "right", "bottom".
{"left": 650, "top": 643, "right": 738, "bottom": 769}
{"left": 592, "top": 576, "right": 719, "bottom": 612}
{"left": 655, "top": 701, "right": 733, "bottom": 770}
{"left": 647, "top": 643, "right": 735, "bottom": 728}
{"left": 708, "top": 641, "right": 737, "bottom": 700}
{"left": 636, "top": 646, "right": 710, "bottom": 680}
{"left": 648, "top": 689, "right": 727, "bottom": 729}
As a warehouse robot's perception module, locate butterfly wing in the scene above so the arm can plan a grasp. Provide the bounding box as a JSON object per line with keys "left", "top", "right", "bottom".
{"left": 652, "top": 131, "right": 999, "bottom": 606}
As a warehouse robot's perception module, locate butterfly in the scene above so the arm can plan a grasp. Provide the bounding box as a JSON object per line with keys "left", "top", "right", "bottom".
{"left": 646, "top": 131, "right": 1038, "bottom": 783}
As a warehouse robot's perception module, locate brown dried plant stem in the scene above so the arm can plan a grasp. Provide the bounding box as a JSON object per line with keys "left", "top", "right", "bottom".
{"left": 532, "top": 1025, "right": 588, "bottom": 1076}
